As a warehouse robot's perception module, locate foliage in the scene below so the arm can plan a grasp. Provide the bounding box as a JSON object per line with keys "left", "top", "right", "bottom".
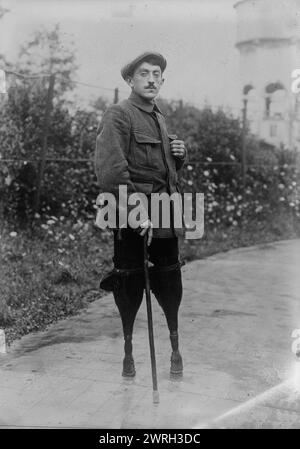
{"left": 16, "top": 23, "right": 78, "bottom": 99}
{"left": 0, "top": 80, "right": 75, "bottom": 223}
{"left": 0, "top": 92, "right": 101, "bottom": 223}
{"left": 0, "top": 221, "right": 112, "bottom": 342}
{"left": 0, "top": 23, "right": 87, "bottom": 223}
{"left": 1, "top": 93, "right": 300, "bottom": 231}
{"left": 157, "top": 99, "right": 300, "bottom": 230}
{"left": 2, "top": 23, "right": 297, "bottom": 230}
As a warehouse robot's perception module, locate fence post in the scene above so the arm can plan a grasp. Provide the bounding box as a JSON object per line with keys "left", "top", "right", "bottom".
{"left": 34, "top": 74, "right": 55, "bottom": 213}
{"left": 241, "top": 97, "right": 248, "bottom": 191}
{"left": 114, "top": 87, "right": 119, "bottom": 104}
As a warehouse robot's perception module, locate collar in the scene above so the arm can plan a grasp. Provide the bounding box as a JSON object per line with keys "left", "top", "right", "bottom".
{"left": 128, "top": 91, "right": 163, "bottom": 114}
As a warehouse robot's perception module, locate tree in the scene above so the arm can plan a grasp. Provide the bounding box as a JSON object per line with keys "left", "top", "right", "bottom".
{"left": 16, "top": 23, "right": 78, "bottom": 100}
{"left": 0, "top": 23, "right": 79, "bottom": 222}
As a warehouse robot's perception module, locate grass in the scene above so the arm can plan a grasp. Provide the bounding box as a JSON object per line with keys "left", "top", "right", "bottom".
{"left": 180, "top": 211, "right": 300, "bottom": 261}
{"left": 1, "top": 211, "right": 300, "bottom": 345}
{"left": 0, "top": 220, "right": 112, "bottom": 344}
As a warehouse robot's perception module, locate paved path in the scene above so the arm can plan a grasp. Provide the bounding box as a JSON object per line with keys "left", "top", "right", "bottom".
{"left": 1, "top": 239, "right": 300, "bottom": 429}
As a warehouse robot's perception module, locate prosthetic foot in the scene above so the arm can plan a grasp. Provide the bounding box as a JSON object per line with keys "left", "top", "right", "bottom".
{"left": 122, "top": 355, "right": 136, "bottom": 378}
{"left": 169, "top": 331, "right": 183, "bottom": 378}
{"left": 170, "top": 351, "right": 183, "bottom": 377}
{"left": 122, "top": 334, "right": 136, "bottom": 378}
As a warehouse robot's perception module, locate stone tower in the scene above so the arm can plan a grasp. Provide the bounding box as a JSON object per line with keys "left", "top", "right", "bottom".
{"left": 234, "top": 0, "right": 300, "bottom": 150}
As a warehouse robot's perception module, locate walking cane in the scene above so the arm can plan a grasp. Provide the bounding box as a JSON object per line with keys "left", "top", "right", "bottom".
{"left": 143, "top": 233, "right": 160, "bottom": 404}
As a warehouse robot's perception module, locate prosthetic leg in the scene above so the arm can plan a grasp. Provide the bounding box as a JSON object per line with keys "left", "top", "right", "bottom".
{"left": 150, "top": 264, "right": 183, "bottom": 378}
{"left": 108, "top": 263, "right": 183, "bottom": 378}
{"left": 113, "top": 272, "right": 144, "bottom": 377}
{"left": 100, "top": 230, "right": 183, "bottom": 379}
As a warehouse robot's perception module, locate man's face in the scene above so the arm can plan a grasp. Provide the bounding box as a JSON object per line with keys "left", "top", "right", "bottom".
{"left": 127, "top": 61, "right": 164, "bottom": 101}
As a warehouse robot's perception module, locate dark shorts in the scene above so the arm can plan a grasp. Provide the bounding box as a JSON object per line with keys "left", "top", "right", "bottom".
{"left": 100, "top": 229, "right": 181, "bottom": 292}
{"left": 113, "top": 229, "right": 179, "bottom": 270}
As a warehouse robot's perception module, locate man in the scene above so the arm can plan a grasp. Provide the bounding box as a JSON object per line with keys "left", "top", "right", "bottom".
{"left": 94, "top": 52, "right": 187, "bottom": 378}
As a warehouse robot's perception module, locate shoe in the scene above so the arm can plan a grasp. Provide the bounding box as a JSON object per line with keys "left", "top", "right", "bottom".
{"left": 170, "top": 350, "right": 183, "bottom": 378}
{"left": 122, "top": 355, "right": 136, "bottom": 377}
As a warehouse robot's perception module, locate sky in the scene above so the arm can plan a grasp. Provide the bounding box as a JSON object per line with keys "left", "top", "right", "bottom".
{"left": 0, "top": 0, "right": 242, "bottom": 112}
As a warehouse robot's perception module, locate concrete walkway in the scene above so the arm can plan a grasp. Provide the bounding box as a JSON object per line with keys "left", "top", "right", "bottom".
{"left": 1, "top": 239, "right": 300, "bottom": 429}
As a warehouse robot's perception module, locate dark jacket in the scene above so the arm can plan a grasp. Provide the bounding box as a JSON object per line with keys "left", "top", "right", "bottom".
{"left": 94, "top": 91, "right": 186, "bottom": 237}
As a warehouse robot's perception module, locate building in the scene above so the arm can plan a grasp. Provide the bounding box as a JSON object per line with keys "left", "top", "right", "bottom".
{"left": 234, "top": 0, "right": 300, "bottom": 150}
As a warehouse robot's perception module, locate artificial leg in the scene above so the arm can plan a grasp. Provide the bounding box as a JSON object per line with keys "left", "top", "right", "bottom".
{"left": 150, "top": 268, "right": 183, "bottom": 377}
{"left": 113, "top": 274, "right": 144, "bottom": 377}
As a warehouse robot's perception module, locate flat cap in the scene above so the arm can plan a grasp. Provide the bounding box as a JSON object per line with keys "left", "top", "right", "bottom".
{"left": 121, "top": 51, "right": 167, "bottom": 80}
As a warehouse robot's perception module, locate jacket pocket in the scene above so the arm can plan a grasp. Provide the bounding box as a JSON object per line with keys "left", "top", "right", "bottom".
{"left": 132, "top": 132, "right": 161, "bottom": 168}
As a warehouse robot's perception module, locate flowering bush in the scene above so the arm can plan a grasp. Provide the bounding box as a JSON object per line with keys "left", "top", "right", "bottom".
{"left": 164, "top": 104, "right": 300, "bottom": 230}
{"left": 0, "top": 82, "right": 100, "bottom": 224}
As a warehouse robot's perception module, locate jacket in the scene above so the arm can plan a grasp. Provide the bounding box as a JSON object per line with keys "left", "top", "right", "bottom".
{"left": 94, "top": 91, "right": 187, "bottom": 237}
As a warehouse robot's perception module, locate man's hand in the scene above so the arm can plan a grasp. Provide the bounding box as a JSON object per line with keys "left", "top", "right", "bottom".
{"left": 138, "top": 219, "right": 153, "bottom": 246}
{"left": 170, "top": 139, "right": 186, "bottom": 159}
